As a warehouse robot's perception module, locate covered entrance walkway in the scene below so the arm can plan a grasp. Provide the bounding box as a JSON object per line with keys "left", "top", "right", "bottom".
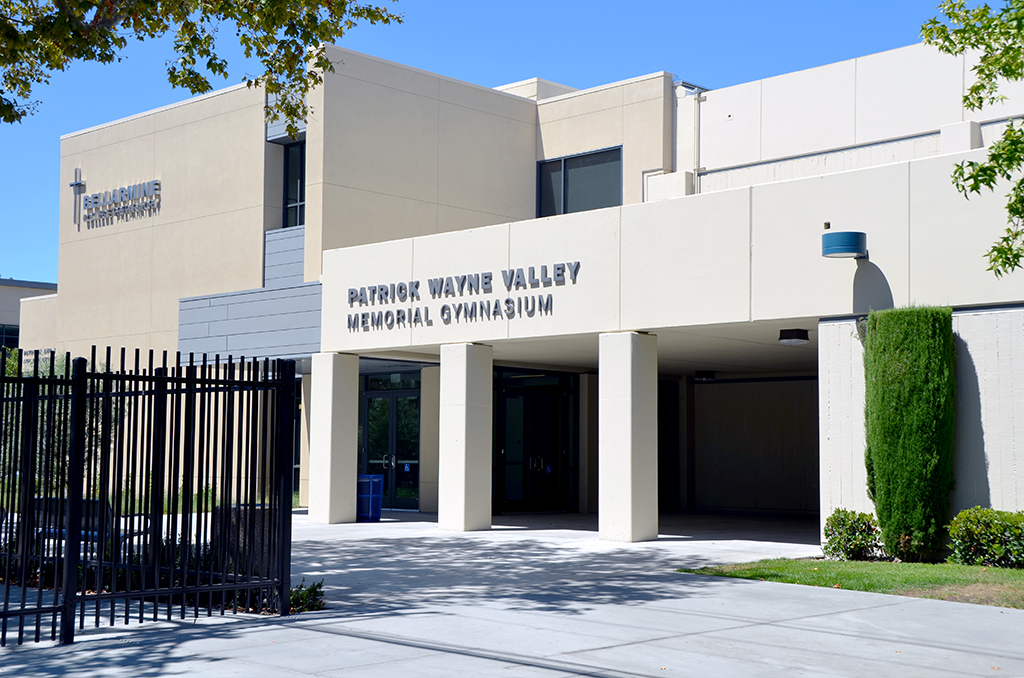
{"left": 356, "top": 509, "right": 822, "bottom": 551}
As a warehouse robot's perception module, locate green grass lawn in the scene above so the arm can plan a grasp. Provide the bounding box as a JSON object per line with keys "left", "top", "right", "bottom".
{"left": 680, "top": 559, "right": 1024, "bottom": 609}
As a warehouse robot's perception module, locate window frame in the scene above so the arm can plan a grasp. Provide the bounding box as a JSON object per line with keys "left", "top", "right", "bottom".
{"left": 536, "top": 146, "right": 623, "bottom": 218}
{"left": 282, "top": 141, "right": 306, "bottom": 229}
{"left": 0, "top": 324, "right": 19, "bottom": 349}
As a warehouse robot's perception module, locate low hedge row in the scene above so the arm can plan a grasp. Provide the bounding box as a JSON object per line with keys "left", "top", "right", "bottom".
{"left": 824, "top": 506, "right": 1024, "bottom": 567}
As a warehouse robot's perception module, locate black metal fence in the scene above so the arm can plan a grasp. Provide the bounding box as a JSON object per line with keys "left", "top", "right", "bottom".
{"left": 0, "top": 347, "right": 295, "bottom": 645}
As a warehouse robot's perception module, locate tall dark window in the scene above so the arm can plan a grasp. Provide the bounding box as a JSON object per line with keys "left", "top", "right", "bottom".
{"left": 0, "top": 324, "right": 18, "bottom": 349}
{"left": 284, "top": 142, "right": 305, "bottom": 228}
{"left": 538, "top": 147, "right": 622, "bottom": 218}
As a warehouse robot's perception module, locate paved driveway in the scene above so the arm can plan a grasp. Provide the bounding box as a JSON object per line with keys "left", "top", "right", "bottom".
{"left": 2, "top": 511, "right": 1022, "bottom": 677}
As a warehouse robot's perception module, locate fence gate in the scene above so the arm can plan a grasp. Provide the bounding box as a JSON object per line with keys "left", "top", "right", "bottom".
{"left": 0, "top": 347, "right": 295, "bottom": 645}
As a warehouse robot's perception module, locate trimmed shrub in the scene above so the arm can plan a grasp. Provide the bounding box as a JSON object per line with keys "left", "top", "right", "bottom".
{"left": 290, "top": 577, "right": 326, "bottom": 612}
{"left": 948, "top": 506, "right": 1024, "bottom": 568}
{"left": 823, "top": 508, "right": 882, "bottom": 560}
{"left": 864, "top": 306, "right": 956, "bottom": 561}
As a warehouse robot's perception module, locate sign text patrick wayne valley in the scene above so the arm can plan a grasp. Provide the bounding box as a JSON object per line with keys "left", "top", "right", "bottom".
{"left": 346, "top": 262, "right": 581, "bottom": 332}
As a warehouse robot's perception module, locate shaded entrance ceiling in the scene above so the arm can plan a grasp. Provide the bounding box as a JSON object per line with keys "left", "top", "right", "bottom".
{"left": 358, "top": 316, "right": 826, "bottom": 378}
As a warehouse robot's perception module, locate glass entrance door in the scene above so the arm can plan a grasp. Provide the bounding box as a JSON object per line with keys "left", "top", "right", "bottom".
{"left": 495, "top": 371, "right": 576, "bottom": 513}
{"left": 363, "top": 392, "right": 420, "bottom": 510}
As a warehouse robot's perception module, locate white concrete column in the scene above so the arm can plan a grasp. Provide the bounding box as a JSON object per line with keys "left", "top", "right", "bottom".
{"left": 578, "top": 373, "right": 599, "bottom": 514}
{"left": 818, "top": 319, "right": 871, "bottom": 539}
{"left": 419, "top": 365, "right": 440, "bottom": 513}
{"left": 298, "top": 372, "right": 312, "bottom": 507}
{"left": 438, "top": 343, "right": 493, "bottom": 531}
{"left": 308, "top": 352, "right": 359, "bottom": 524}
{"left": 598, "top": 332, "right": 658, "bottom": 542}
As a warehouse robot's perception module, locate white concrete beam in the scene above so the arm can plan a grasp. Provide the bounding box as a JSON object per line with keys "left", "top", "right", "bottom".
{"left": 598, "top": 331, "right": 659, "bottom": 542}
{"left": 438, "top": 343, "right": 493, "bottom": 531}
{"left": 308, "top": 352, "right": 359, "bottom": 524}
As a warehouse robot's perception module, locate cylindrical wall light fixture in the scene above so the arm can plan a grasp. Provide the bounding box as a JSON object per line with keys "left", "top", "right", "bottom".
{"left": 822, "top": 231, "right": 868, "bottom": 259}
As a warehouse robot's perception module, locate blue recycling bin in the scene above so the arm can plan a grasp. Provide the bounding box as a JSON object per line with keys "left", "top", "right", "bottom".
{"left": 356, "top": 474, "right": 384, "bottom": 522}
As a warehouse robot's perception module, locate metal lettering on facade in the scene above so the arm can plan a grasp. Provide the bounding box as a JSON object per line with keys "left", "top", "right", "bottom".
{"left": 69, "top": 167, "right": 162, "bottom": 230}
{"left": 344, "top": 261, "right": 581, "bottom": 332}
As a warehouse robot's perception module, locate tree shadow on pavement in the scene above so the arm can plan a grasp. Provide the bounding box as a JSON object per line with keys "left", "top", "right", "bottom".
{"left": 293, "top": 533, "right": 739, "bottom": 618}
{"left": 0, "top": 512, "right": 819, "bottom": 676}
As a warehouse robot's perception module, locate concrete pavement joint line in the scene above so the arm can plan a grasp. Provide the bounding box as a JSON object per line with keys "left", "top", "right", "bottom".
{"left": 738, "top": 593, "right": 1024, "bottom": 652}
{"left": 673, "top": 628, "right": 1017, "bottom": 678}
{"left": 551, "top": 604, "right": 904, "bottom": 657}
{"left": 556, "top": 598, "right": 911, "bottom": 656}
{"left": 207, "top": 640, "right": 440, "bottom": 676}
{"left": 769, "top": 619, "right": 1024, "bottom": 663}
{"left": 556, "top": 606, "right": 1021, "bottom": 677}
{"left": 187, "top": 654, "right": 316, "bottom": 678}
{"left": 295, "top": 620, "right": 668, "bottom": 678}
{"left": 556, "top": 631, "right": 733, "bottom": 658}
{"left": 647, "top": 595, "right": 1024, "bottom": 665}
{"left": 595, "top": 593, "right": 909, "bottom": 630}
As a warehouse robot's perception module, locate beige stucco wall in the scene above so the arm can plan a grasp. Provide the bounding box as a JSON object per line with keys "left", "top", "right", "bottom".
{"left": 495, "top": 78, "right": 577, "bottom": 102}
{"left": 952, "top": 308, "right": 1024, "bottom": 513}
{"left": 1, "top": 282, "right": 55, "bottom": 327}
{"left": 30, "top": 84, "right": 272, "bottom": 358}
{"left": 304, "top": 46, "right": 539, "bottom": 282}
{"left": 696, "top": 43, "right": 1024, "bottom": 173}
{"left": 537, "top": 72, "right": 674, "bottom": 206}
{"left": 655, "top": 43, "right": 1024, "bottom": 197}
{"left": 17, "top": 294, "right": 58, "bottom": 350}
{"left": 819, "top": 308, "right": 1024, "bottom": 529}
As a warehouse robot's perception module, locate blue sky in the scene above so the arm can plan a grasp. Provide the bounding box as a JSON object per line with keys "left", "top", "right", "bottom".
{"left": 0, "top": 0, "right": 949, "bottom": 283}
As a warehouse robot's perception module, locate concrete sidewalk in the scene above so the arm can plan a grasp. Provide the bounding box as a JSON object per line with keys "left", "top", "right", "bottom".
{"left": 2, "top": 511, "right": 1023, "bottom": 677}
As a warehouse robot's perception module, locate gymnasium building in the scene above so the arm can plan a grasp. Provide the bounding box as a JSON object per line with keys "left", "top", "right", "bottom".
{"left": 20, "top": 42, "right": 1024, "bottom": 540}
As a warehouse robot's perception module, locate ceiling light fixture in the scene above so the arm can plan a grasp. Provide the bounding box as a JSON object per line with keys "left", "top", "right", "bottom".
{"left": 779, "top": 329, "right": 810, "bottom": 346}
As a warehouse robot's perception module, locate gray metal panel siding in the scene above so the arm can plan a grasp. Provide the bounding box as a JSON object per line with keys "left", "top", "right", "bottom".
{"left": 265, "top": 94, "right": 307, "bottom": 142}
{"left": 179, "top": 336, "right": 229, "bottom": 356}
{"left": 265, "top": 227, "right": 304, "bottom": 249}
{"left": 227, "top": 327, "right": 319, "bottom": 351}
{"left": 264, "top": 261, "right": 305, "bottom": 286}
{"left": 179, "top": 281, "right": 321, "bottom": 361}
{"left": 178, "top": 304, "right": 229, "bottom": 324}
{"left": 195, "top": 284, "right": 318, "bottom": 306}
{"left": 265, "top": 250, "right": 302, "bottom": 267}
{"left": 264, "top": 227, "right": 305, "bottom": 289}
{"left": 209, "top": 309, "right": 320, "bottom": 336}
{"left": 180, "top": 298, "right": 211, "bottom": 311}
{"left": 226, "top": 290, "right": 321, "bottom": 320}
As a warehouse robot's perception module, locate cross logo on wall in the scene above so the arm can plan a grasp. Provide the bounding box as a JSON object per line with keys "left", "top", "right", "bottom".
{"left": 69, "top": 168, "right": 85, "bottom": 230}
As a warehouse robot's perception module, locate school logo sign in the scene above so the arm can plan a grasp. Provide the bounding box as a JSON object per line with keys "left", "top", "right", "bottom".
{"left": 69, "top": 168, "right": 162, "bottom": 230}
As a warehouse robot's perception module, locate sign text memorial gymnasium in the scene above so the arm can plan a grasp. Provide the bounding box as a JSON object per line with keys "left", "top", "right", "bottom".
{"left": 346, "top": 261, "right": 582, "bottom": 332}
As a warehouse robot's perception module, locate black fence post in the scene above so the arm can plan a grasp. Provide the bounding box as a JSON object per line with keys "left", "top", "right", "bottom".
{"left": 60, "top": 358, "right": 88, "bottom": 646}
{"left": 275, "top": 360, "right": 295, "bottom": 615}
{"left": 13, "top": 376, "right": 37, "bottom": 607}
{"left": 147, "top": 368, "right": 167, "bottom": 594}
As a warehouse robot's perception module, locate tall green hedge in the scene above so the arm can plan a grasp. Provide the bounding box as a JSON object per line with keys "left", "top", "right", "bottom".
{"left": 864, "top": 306, "right": 956, "bottom": 561}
